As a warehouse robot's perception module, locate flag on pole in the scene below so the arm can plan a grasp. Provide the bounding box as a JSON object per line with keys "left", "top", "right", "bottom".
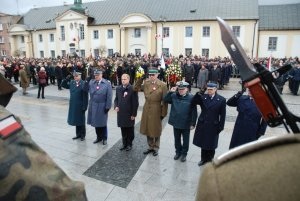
{"left": 266, "top": 55, "right": 272, "bottom": 71}
{"left": 161, "top": 54, "right": 166, "bottom": 69}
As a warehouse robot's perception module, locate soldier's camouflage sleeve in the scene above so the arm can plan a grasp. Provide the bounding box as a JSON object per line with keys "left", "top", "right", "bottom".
{"left": 0, "top": 106, "right": 88, "bottom": 201}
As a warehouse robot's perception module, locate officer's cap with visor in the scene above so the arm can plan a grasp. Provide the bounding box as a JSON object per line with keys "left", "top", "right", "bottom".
{"left": 176, "top": 81, "right": 189, "bottom": 89}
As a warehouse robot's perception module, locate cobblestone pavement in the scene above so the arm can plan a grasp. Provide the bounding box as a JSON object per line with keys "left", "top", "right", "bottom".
{"left": 7, "top": 78, "right": 299, "bottom": 201}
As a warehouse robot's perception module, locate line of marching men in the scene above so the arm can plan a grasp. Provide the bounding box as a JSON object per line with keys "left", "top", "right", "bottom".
{"left": 63, "top": 66, "right": 267, "bottom": 167}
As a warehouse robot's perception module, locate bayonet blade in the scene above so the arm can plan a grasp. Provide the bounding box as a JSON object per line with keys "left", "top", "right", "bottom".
{"left": 216, "top": 16, "right": 257, "bottom": 80}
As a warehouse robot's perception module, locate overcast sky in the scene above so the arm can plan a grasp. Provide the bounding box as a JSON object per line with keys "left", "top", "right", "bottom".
{"left": 0, "top": 0, "right": 299, "bottom": 15}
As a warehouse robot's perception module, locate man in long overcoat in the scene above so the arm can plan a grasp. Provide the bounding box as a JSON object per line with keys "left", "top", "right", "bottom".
{"left": 114, "top": 74, "right": 139, "bottom": 151}
{"left": 134, "top": 68, "right": 168, "bottom": 156}
{"left": 192, "top": 82, "right": 226, "bottom": 166}
{"left": 62, "top": 72, "right": 88, "bottom": 141}
{"left": 84, "top": 69, "right": 112, "bottom": 145}
{"left": 19, "top": 64, "right": 29, "bottom": 95}
{"left": 227, "top": 89, "right": 267, "bottom": 149}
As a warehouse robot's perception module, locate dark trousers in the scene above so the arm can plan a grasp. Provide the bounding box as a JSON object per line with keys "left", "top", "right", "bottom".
{"left": 37, "top": 85, "right": 45, "bottom": 98}
{"left": 76, "top": 125, "right": 86, "bottom": 138}
{"left": 291, "top": 80, "right": 300, "bottom": 95}
{"left": 173, "top": 128, "right": 190, "bottom": 156}
{"left": 121, "top": 127, "right": 134, "bottom": 147}
{"left": 57, "top": 78, "right": 62, "bottom": 90}
{"left": 95, "top": 126, "right": 107, "bottom": 140}
{"left": 50, "top": 76, "right": 55, "bottom": 84}
{"left": 201, "top": 149, "right": 215, "bottom": 162}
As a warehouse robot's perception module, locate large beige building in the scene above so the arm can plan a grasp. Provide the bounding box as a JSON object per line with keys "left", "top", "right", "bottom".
{"left": 0, "top": 12, "right": 21, "bottom": 58}
{"left": 7, "top": 0, "right": 300, "bottom": 59}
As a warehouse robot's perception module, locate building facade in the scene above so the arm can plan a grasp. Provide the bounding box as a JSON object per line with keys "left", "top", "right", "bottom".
{"left": 0, "top": 13, "right": 21, "bottom": 58}
{"left": 7, "top": 0, "right": 300, "bottom": 59}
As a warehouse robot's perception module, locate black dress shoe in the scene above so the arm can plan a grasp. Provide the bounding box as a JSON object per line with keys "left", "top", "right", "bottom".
{"left": 198, "top": 161, "right": 207, "bottom": 166}
{"left": 126, "top": 146, "right": 132, "bottom": 151}
{"left": 93, "top": 139, "right": 101, "bottom": 144}
{"left": 143, "top": 149, "right": 154, "bottom": 155}
{"left": 119, "top": 146, "right": 127, "bottom": 151}
{"left": 103, "top": 139, "right": 107, "bottom": 145}
{"left": 152, "top": 150, "right": 158, "bottom": 156}
{"left": 81, "top": 137, "right": 85, "bottom": 141}
{"left": 174, "top": 154, "right": 181, "bottom": 160}
{"left": 72, "top": 136, "right": 80, "bottom": 140}
{"left": 181, "top": 155, "right": 186, "bottom": 162}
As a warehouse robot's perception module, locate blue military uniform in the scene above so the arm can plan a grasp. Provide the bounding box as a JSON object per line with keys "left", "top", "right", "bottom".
{"left": 84, "top": 70, "right": 112, "bottom": 144}
{"left": 227, "top": 93, "right": 267, "bottom": 149}
{"left": 192, "top": 83, "right": 226, "bottom": 165}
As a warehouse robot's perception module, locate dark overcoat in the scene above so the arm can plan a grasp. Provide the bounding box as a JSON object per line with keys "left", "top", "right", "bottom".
{"left": 84, "top": 79, "right": 112, "bottom": 127}
{"left": 227, "top": 94, "right": 267, "bottom": 149}
{"left": 114, "top": 84, "right": 139, "bottom": 127}
{"left": 63, "top": 79, "right": 88, "bottom": 126}
{"left": 192, "top": 93, "right": 226, "bottom": 149}
{"left": 163, "top": 91, "right": 197, "bottom": 129}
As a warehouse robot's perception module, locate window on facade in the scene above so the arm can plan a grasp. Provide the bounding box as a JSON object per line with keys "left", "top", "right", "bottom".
{"left": 80, "top": 50, "right": 85, "bottom": 58}
{"left": 50, "top": 34, "right": 54, "bottom": 42}
{"left": 162, "top": 48, "right": 169, "bottom": 57}
{"left": 51, "top": 50, "right": 55, "bottom": 58}
{"left": 79, "top": 24, "right": 84, "bottom": 40}
{"left": 1, "top": 50, "right": 6, "bottom": 56}
{"left": 108, "top": 49, "right": 113, "bottom": 56}
{"left": 39, "top": 34, "right": 43, "bottom": 42}
{"left": 185, "top": 27, "right": 193, "bottom": 37}
{"left": 21, "top": 36, "right": 25, "bottom": 43}
{"left": 203, "top": 26, "right": 210, "bottom": 37}
{"left": 61, "top": 50, "right": 66, "bottom": 57}
{"left": 108, "top": 29, "right": 113, "bottom": 39}
{"left": 0, "top": 36, "right": 4, "bottom": 43}
{"left": 185, "top": 48, "right": 192, "bottom": 56}
{"left": 232, "top": 26, "right": 240, "bottom": 37}
{"left": 40, "top": 51, "right": 44, "bottom": 58}
{"left": 134, "top": 28, "right": 141, "bottom": 38}
{"left": 94, "top": 49, "right": 99, "bottom": 57}
{"left": 135, "top": 49, "right": 141, "bottom": 56}
{"left": 268, "top": 37, "right": 277, "bottom": 51}
{"left": 0, "top": 24, "right": 3, "bottom": 31}
{"left": 202, "top": 48, "right": 209, "bottom": 58}
{"left": 163, "top": 27, "right": 169, "bottom": 37}
{"left": 93, "top": 30, "right": 99, "bottom": 39}
{"left": 60, "top": 26, "right": 65, "bottom": 41}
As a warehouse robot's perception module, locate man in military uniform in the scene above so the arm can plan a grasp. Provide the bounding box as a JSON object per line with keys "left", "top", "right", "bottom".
{"left": 84, "top": 69, "right": 112, "bottom": 145}
{"left": 192, "top": 82, "right": 226, "bottom": 166}
{"left": 163, "top": 81, "right": 197, "bottom": 162}
{"left": 0, "top": 74, "right": 88, "bottom": 200}
{"left": 134, "top": 68, "right": 168, "bottom": 156}
{"left": 195, "top": 134, "right": 300, "bottom": 201}
{"left": 62, "top": 71, "right": 89, "bottom": 141}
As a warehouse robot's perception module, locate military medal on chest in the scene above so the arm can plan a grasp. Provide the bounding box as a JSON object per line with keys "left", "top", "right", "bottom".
{"left": 76, "top": 81, "right": 79, "bottom": 87}
{"left": 153, "top": 87, "right": 156, "bottom": 91}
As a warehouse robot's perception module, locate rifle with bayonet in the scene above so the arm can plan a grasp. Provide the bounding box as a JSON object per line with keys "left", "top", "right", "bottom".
{"left": 216, "top": 17, "right": 300, "bottom": 133}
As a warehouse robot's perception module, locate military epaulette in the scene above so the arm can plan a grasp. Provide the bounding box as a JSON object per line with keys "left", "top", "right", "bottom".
{"left": 0, "top": 115, "right": 23, "bottom": 139}
{"left": 213, "top": 135, "right": 300, "bottom": 167}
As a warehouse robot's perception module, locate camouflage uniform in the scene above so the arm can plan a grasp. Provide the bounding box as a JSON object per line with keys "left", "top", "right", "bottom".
{"left": 0, "top": 106, "right": 88, "bottom": 201}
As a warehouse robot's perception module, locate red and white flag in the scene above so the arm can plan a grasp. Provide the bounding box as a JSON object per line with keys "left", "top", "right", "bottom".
{"left": 0, "top": 116, "right": 22, "bottom": 139}
{"left": 161, "top": 54, "right": 166, "bottom": 69}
